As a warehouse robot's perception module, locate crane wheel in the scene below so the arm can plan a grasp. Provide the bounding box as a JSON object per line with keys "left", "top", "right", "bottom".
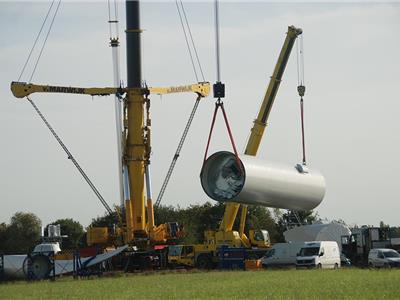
{"left": 196, "top": 255, "right": 212, "bottom": 270}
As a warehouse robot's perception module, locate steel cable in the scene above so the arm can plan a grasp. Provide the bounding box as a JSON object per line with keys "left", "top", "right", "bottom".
{"left": 29, "top": 0, "right": 62, "bottom": 82}
{"left": 179, "top": 1, "right": 205, "bottom": 82}
{"left": 27, "top": 97, "right": 113, "bottom": 215}
{"left": 155, "top": 2, "right": 207, "bottom": 207}
{"left": 175, "top": 0, "right": 199, "bottom": 82}
{"left": 17, "top": 0, "right": 55, "bottom": 82}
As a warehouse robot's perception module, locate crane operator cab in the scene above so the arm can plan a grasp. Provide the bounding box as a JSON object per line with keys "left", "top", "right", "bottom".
{"left": 249, "top": 229, "right": 270, "bottom": 248}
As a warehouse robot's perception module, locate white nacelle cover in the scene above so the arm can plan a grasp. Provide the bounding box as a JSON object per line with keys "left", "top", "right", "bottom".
{"left": 284, "top": 221, "right": 351, "bottom": 251}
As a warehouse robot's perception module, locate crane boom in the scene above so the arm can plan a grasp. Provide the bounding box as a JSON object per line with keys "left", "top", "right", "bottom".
{"left": 10, "top": 81, "right": 210, "bottom": 99}
{"left": 219, "top": 26, "right": 303, "bottom": 240}
{"left": 245, "top": 25, "right": 302, "bottom": 156}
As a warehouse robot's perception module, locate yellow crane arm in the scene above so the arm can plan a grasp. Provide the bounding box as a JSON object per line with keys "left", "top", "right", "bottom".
{"left": 245, "top": 25, "right": 302, "bottom": 155}
{"left": 11, "top": 81, "right": 210, "bottom": 99}
{"left": 149, "top": 82, "right": 210, "bottom": 97}
{"left": 220, "top": 26, "right": 303, "bottom": 234}
{"left": 10, "top": 81, "right": 123, "bottom": 98}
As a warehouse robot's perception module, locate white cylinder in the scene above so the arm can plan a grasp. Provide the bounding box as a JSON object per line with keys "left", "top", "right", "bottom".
{"left": 200, "top": 151, "right": 326, "bottom": 211}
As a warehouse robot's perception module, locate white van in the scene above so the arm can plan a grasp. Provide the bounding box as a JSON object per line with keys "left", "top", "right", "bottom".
{"left": 368, "top": 248, "right": 400, "bottom": 268}
{"left": 296, "top": 241, "right": 340, "bottom": 269}
{"left": 262, "top": 242, "right": 305, "bottom": 267}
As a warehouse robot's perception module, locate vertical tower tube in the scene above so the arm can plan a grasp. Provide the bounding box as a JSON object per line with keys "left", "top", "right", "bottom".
{"left": 126, "top": 1, "right": 142, "bottom": 88}
{"left": 125, "top": 0, "right": 146, "bottom": 240}
{"left": 110, "top": 38, "right": 125, "bottom": 211}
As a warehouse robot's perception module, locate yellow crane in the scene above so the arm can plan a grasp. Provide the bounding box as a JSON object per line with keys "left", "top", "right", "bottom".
{"left": 166, "top": 26, "right": 303, "bottom": 270}
{"left": 11, "top": 80, "right": 210, "bottom": 247}
{"left": 215, "top": 25, "right": 303, "bottom": 249}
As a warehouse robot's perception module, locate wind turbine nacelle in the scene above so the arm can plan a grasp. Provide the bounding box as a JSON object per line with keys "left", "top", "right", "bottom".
{"left": 200, "top": 151, "right": 326, "bottom": 211}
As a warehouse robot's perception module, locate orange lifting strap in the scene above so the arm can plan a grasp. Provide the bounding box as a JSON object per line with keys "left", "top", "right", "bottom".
{"left": 202, "top": 100, "right": 243, "bottom": 174}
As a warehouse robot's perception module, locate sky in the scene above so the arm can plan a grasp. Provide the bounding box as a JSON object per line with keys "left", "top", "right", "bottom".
{"left": 0, "top": 1, "right": 399, "bottom": 229}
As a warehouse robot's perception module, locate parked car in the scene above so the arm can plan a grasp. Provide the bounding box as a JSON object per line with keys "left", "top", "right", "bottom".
{"left": 262, "top": 242, "right": 305, "bottom": 268}
{"left": 296, "top": 241, "right": 341, "bottom": 269}
{"left": 340, "top": 253, "right": 352, "bottom": 267}
{"left": 368, "top": 248, "right": 400, "bottom": 268}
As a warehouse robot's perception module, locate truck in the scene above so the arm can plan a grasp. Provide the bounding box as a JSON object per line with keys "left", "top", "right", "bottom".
{"left": 296, "top": 241, "right": 341, "bottom": 269}
{"left": 168, "top": 229, "right": 270, "bottom": 269}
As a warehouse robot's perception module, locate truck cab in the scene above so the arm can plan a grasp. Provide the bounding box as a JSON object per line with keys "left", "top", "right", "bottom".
{"left": 296, "top": 241, "right": 340, "bottom": 269}
{"left": 168, "top": 243, "right": 218, "bottom": 269}
{"left": 168, "top": 245, "right": 195, "bottom": 268}
{"left": 249, "top": 230, "right": 270, "bottom": 248}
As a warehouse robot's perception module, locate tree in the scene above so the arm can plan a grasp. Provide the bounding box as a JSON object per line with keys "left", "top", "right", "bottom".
{"left": 45, "top": 218, "right": 84, "bottom": 249}
{"left": 246, "top": 206, "right": 282, "bottom": 243}
{"left": 89, "top": 206, "right": 121, "bottom": 228}
{"left": 0, "top": 222, "right": 7, "bottom": 253}
{"left": 3, "top": 212, "right": 41, "bottom": 254}
{"left": 273, "top": 209, "right": 320, "bottom": 243}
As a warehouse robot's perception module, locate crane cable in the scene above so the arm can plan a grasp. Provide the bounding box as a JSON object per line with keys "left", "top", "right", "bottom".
{"left": 27, "top": 97, "right": 114, "bottom": 215}
{"left": 154, "top": 1, "right": 206, "bottom": 208}
{"left": 155, "top": 95, "right": 202, "bottom": 208}
{"left": 202, "top": 0, "right": 242, "bottom": 173}
{"left": 29, "top": 0, "right": 62, "bottom": 83}
{"left": 214, "top": 0, "right": 221, "bottom": 83}
{"left": 175, "top": 0, "right": 205, "bottom": 82}
{"left": 296, "top": 34, "right": 307, "bottom": 166}
{"left": 17, "top": 0, "right": 113, "bottom": 215}
{"left": 17, "top": 0, "right": 55, "bottom": 82}
{"left": 202, "top": 100, "right": 243, "bottom": 174}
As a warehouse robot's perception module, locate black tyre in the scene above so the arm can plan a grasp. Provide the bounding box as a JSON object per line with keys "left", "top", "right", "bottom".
{"left": 196, "top": 255, "right": 212, "bottom": 269}
{"left": 384, "top": 263, "right": 391, "bottom": 269}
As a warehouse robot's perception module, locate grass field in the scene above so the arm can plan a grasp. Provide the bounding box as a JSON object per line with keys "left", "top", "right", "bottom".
{"left": 1, "top": 268, "right": 400, "bottom": 299}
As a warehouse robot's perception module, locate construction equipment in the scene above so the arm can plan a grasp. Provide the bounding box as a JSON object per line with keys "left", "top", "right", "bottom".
{"left": 168, "top": 229, "right": 269, "bottom": 269}
{"left": 212, "top": 25, "right": 303, "bottom": 249}
{"left": 168, "top": 26, "right": 303, "bottom": 269}
{"left": 10, "top": 80, "right": 209, "bottom": 247}
{"left": 10, "top": 81, "right": 210, "bottom": 99}
{"left": 10, "top": 1, "right": 215, "bottom": 272}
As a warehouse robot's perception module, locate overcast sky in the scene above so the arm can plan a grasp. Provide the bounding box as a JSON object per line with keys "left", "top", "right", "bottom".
{"left": 1, "top": 1, "right": 399, "bottom": 228}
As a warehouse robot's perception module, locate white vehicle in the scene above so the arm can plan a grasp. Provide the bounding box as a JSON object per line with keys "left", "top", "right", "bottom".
{"left": 296, "top": 241, "right": 340, "bottom": 269}
{"left": 368, "top": 248, "right": 400, "bottom": 268}
{"left": 33, "top": 242, "right": 61, "bottom": 254}
{"left": 262, "top": 242, "right": 305, "bottom": 267}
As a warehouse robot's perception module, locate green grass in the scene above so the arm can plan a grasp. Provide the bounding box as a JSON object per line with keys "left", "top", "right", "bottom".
{"left": 1, "top": 269, "right": 400, "bottom": 299}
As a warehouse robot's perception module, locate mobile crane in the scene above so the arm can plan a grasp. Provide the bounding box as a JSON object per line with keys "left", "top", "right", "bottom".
{"left": 168, "top": 25, "right": 303, "bottom": 269}
{"left": 215, "top": 25, "right": 303, "bottom": 249}
{"left": 11, "top": 80, "right": 210, "bottom": 249}
{"left": 10, "top": 2, "right": 213, "bottom": 256}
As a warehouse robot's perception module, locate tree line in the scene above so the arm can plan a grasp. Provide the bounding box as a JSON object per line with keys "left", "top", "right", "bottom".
{"left": 0, "top": 203, "right": 318, "bottom": 254}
